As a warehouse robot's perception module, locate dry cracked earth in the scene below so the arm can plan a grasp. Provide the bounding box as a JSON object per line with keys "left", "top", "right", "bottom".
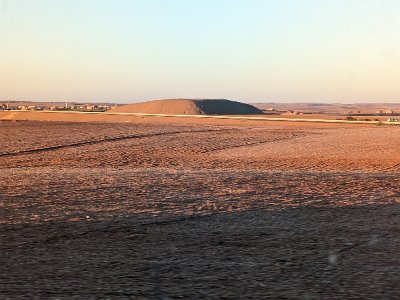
{"left": 1, "top": 120, "right": 400, "bottom": 299}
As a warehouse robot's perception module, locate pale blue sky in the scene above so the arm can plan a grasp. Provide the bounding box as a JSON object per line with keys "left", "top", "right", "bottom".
{"left": 1, "top": 0, "right": 400, "bottom": 103}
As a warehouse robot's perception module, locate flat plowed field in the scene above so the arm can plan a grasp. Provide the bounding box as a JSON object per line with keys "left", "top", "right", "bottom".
{"left": 1, "top": 120, "right": 400, "bottom": 299}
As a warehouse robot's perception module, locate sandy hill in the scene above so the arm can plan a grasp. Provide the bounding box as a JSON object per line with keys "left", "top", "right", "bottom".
{"left": 111, "top": 99, "right": 263, "bottom": 115}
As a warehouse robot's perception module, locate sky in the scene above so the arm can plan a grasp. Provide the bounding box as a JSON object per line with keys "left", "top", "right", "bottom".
{"left": 1, "top": 0, "right": 400, "bottom": 103}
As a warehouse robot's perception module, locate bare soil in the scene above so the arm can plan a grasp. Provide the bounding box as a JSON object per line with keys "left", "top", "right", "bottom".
{"left": 1, "top": 120, "right": 399, "bottom": 299}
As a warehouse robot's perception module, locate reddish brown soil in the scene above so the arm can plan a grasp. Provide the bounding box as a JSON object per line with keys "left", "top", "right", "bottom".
{"left": 1, "top": 120, "right": 400, "bottom": 299}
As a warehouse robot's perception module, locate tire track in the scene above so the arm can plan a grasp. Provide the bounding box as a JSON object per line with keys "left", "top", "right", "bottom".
{"left": 0, "top": 128, "right": 234, "bottom": 158}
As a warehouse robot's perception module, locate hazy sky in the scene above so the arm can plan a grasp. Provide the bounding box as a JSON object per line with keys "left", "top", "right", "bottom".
{"left": 1, "top": 0, "right": 400, "bottom": 103}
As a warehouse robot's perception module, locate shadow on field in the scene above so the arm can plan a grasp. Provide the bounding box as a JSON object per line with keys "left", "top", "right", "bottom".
{"left": 2, "top": 204, "right": 400, "bottom": 299}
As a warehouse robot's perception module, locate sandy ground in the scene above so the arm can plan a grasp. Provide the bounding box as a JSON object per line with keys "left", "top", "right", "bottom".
{"left": 1, "top": 119, "right": 400, "bottom": 299}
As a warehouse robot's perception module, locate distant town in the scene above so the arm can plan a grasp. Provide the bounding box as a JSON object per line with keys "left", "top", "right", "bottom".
{"left": 0, "top": 101, "right": 115, "bottom": 112}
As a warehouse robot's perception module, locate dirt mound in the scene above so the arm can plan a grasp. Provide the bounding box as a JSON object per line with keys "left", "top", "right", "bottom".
{"left": 111, "top": 99, "right": 263, "bottom": 115}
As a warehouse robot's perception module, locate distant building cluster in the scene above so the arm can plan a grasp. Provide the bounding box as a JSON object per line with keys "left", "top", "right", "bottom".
{"left": 282, "top": 110, "right": 303, "bottom": 116}
{"left": 376, "top": 109, "right": 396, "bottom": 114}
{"left": 262, "top": 107, "right": 305, "bottom": 116}
{"left": 0, "top": 102, "right": 112, "bottom": 112}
